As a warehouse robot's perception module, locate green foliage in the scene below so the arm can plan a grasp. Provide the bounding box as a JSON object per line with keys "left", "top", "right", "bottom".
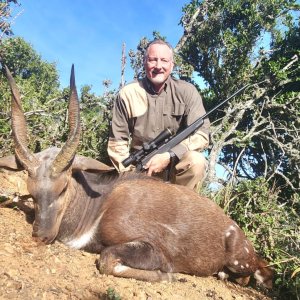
{"left": 213, "top": 178, "right": 300, "bottom": 299}
{"left": 0, "top": 0, "right": 19, "bottom": 37}
{"left": 0, "top": 37, "right": 115, "bottom": 165}
{"left": 0, "top": 37, "right": 60, "bottom": 98}
{"left": 180, "top": 0, "right": 299, "bottom": 98}
{"left": 79, "top": 84, "right": 115, "bottom": 164}
{"left": 245, "top": 20, "right": 300, "bottom": 198}
{"left": 180, "top": 2, "right": 300, "bottom": 297}
{"left": 106, "top": 287, "right": 121, "bottom": 300}
{"left": 0, "top": 37, "right": 64, "bottom": 156}
{"left": 180, "top": 0, "right": 299, "bottom": 200}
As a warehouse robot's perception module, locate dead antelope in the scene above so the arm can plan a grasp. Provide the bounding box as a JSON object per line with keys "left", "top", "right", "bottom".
{"left": 0, "top": 65, "right": 273, "bottom": 288}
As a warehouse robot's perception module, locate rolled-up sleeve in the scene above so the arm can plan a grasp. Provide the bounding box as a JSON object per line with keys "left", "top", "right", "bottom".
{"left": 107, "top": 95, "right": 132, "bottom": 172}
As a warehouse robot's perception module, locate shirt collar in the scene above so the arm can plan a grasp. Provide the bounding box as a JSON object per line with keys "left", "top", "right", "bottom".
{"left": 143, "top": 77, "right": 170, "bottom": 95}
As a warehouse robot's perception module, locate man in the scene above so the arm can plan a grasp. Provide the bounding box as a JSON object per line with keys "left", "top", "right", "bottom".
{"left": 107, "top": 39, "right": 210, "bottom": 190}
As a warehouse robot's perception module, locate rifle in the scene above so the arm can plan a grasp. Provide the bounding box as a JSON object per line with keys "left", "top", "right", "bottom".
{"left": 122, "top": 84, "right": 249, "bottom": 171}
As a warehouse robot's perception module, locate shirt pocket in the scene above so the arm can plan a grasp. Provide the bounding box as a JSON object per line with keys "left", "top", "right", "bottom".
{"left": 163, "top": 103, "right": 185, "bottom": 133}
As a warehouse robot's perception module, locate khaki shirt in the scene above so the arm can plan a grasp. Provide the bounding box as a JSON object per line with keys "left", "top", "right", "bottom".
{"left": 108, "top": 77, "right": 210, "bottom": 171}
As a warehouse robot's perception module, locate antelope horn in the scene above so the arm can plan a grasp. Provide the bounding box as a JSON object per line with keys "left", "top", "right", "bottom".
{"left": 5, "top": 65, "right": 39, "bottom": 173}
{"left": 50, "top": 64, "right": 81, "bottom": 176}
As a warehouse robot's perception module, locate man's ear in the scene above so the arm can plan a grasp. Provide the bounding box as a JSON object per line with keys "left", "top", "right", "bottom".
{"left": 0, "top": 155, "right": 23, "bottom": 170}
{"left": 171, "top": 60, "right": 175, "bottom": 70}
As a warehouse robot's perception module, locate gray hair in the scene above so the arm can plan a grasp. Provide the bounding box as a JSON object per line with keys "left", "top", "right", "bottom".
{"left": 144, "top": 39, "right": 174, "bottom": 62}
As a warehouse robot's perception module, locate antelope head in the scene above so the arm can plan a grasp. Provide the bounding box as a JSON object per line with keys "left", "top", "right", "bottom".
{"left": 5, "top": 65, "right": 81, "bottom": 243}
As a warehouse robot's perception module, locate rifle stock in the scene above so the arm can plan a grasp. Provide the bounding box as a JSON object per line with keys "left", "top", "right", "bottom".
{"left": 122, "top": 84, "right": 249, "bottom": 171}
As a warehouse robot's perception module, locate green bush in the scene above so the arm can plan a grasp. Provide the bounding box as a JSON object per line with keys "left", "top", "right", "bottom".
{"left": 213, "top": 178, "right": 300, "bottom": 299}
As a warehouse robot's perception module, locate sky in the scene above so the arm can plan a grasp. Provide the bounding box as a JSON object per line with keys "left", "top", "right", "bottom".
{"left": 11, "top": 0, "right": 190, "bottom": 95}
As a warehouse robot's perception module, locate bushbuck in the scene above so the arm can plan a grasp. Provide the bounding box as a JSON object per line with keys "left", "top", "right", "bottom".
{"left": 0, "top": 65, "right": 273, "bottom": 288}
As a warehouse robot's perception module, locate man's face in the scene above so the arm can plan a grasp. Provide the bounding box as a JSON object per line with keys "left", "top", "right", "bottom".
{"left": 144, "top": 44, "right": 174, "bottom": 91}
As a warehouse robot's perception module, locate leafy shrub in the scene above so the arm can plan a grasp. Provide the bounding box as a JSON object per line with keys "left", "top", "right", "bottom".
{"left": 106, "top": 287, "right": 121, "bottom": 300}
{"left": 214, "top": 178, "right": 300, "bottom": 299}
{"left": 79, "top": 85, "right": 116, "bottom": 165}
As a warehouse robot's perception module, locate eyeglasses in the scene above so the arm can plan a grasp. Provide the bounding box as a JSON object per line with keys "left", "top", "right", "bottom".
{"left": 146, "top": 57, "right": 172, "bottom": 67}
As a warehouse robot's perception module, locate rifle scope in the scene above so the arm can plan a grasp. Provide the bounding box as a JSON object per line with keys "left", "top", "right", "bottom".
{"left": 122, "top": 128, "right": 172, "bottom": 168}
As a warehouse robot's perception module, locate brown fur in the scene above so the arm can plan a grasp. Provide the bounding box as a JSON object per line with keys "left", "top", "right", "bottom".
{"left": 0, "top": 66, "right": 273, "bottom": 289}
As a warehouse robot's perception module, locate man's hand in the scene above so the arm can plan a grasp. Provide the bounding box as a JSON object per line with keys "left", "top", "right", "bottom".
{"left": 145, "top": 152, "right": 171, "bottom": 176}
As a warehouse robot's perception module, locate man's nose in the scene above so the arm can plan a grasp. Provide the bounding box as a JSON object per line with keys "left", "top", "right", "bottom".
{"left": 154, "top": 59, "right": 163, "bottom": 68}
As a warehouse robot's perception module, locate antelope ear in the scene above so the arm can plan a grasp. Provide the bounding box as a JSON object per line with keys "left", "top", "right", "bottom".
{"left": 72, "top": 155, "right": 114, "bottom": 173}
{"left": 0, "top": 155, "right": 24, "bottom": 170}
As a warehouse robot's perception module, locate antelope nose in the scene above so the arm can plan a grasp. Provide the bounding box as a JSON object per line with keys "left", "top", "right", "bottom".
{"left": 32, "top": 233, "right": 55, "bottom": 245}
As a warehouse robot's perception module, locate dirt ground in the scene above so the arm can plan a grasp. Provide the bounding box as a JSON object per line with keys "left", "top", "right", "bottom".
{"left": 0, "top": 169, "right": 272, "bottom": 300}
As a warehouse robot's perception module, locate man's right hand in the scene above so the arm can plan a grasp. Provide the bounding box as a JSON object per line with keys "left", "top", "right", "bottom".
{"left": 144, "top": 152, "right": 171, "bottom": 176}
